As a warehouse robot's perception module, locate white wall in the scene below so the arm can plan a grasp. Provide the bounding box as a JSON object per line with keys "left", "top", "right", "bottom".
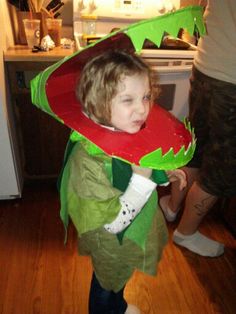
{"left": 0, "top": 1, "right": 14, "bottom": 128}
{"left": 0, "top": 2, "right": 14, "bottom": 49}
{"left": 0, "top": 1, "right": 22, "bottom": 198}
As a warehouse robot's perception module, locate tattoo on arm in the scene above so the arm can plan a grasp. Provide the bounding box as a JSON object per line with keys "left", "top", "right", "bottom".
{"left": 194, "top": 196, "right": 215, "bottom": 216}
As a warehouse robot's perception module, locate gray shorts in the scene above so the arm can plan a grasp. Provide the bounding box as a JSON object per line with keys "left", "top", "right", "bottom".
{"left": 187, "top": 66, "right": 236, "bottom": 197}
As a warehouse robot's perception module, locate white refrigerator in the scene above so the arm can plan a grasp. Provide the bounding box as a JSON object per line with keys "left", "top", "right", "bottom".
{"left": 0, "top": 94, "right": 23, "bottom": 200}
{"left": 0, "top": 1, "right": 23, "bottom": 199}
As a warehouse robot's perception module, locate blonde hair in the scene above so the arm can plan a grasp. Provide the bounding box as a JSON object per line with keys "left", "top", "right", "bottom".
{"left": 76, "top": 50, "right": 155, "bottom": 125}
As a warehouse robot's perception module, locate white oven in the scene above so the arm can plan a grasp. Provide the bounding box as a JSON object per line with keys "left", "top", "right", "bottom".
{"left": 73, "top": 0, "right": 195, "bottom": 120}
{"left": 141, "top": 49, "right": 195, "bottom": 120}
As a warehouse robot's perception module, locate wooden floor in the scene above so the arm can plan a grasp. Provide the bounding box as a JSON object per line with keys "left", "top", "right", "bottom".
{"left": 0, "top": 181, "right": 235, "bottom": 314}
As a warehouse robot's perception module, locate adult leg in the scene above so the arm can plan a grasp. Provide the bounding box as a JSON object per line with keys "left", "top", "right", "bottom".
{"left": 168, "top": 68, "right": 235, "bottom": 257}
{"left": 173, "top": 181, "right": 224, "bottom": 257}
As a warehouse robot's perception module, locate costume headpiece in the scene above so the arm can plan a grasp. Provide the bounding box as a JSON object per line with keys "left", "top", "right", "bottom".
{"left": 31, "top": 6, "right": 205, "bottom": 170}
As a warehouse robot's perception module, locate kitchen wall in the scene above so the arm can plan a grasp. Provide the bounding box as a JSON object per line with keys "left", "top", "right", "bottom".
{"left": 0, "top": 1, "right": 14, "bottom": 123}
{"left": 1, "top": 2, "right": 14, "bottom": 48}
{"left": 55, "top": 0, "right": 73, "bottom": 38}
{"left": 0, "top": 1, "right": 23, "bottom": 198}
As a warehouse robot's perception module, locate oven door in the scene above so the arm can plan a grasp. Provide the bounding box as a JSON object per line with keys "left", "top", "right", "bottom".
{"left": 151, "top": 63, "right": 192, "bottom": 121}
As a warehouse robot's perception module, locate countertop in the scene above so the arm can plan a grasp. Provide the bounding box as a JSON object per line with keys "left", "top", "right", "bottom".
{"left": 4, "top": 45, "right": 196, "bottom": 63}
{"left": 4, "top": 45, "right": 75, "bottom": 62}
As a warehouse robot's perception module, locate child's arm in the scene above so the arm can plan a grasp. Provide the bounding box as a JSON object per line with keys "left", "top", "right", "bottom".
{"left": 104, "top": 166, "right": 156, "bottom": 234}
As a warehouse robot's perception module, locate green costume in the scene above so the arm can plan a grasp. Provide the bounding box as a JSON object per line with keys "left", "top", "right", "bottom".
{"left": 29, "top": 5, "right": 206, "bottom": 293}
{"left": 60, "top": 138, "right": 168, "bottom": 292}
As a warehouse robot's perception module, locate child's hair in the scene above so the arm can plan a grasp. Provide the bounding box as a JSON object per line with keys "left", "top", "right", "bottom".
{"left": 76, "top": 50, "right": 155, "bottom": 126}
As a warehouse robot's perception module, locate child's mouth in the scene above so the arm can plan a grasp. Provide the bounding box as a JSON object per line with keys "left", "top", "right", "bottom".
{"left": 133, "top": 120, "right": 145, "bottom": 127}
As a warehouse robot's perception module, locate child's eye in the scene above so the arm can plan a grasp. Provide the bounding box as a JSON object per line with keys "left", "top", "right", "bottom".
{"left": 143, "top": 94, "right": 151, "bottom": 102}
{"left": 122, "top": 98, "right": 133, "bottom": 104}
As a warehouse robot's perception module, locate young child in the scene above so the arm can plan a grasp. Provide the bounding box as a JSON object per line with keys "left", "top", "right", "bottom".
{"left": 59, "top": 50, "right": 186, "bottom": 314}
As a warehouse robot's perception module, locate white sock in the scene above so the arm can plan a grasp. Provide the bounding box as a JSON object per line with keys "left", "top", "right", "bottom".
{"left": 173, "top": 229, "right": 224, "bottom": 257}
{"left": 125, "top": 304, "right": 141, "bottom": 314}
{"left": 159, "top": 195, "right": 178, "bottom": 222}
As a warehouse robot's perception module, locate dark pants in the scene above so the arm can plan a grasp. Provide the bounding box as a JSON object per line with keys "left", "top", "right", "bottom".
{"left": 89, "top": 272, "right": 127, "bottom": 314}
{"left": 187, "top": 66, "right": 236, "bottom": 197}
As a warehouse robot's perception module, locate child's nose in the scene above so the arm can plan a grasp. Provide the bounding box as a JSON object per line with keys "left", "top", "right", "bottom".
{"left": 136, "top": 100, "right": 146, "bottom": 114}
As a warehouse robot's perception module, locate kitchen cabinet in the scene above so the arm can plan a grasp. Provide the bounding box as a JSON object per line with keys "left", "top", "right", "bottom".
{"left": 4, "top": 46, "right": 74, "bottom": 178}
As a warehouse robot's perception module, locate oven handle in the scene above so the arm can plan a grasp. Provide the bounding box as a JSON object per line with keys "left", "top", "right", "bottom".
{"left": 151, "top": 65, "right": 192, "bottom": 73}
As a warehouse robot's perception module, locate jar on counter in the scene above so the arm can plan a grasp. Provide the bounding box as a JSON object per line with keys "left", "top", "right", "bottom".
{"left": 81, "top": 14, "right": 97, "bottom": 35}
{"left": 46, "top": 18, "right": 62, "bottom": 47}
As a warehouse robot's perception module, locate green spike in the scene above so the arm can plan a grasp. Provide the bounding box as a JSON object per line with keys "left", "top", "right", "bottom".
{"left": 139, "top": 131, "right": 196, "bottom": 170}
{"left": 139, "top": 148, "right": 163, "bottom": 168}
{"left": 162, "top": 148, "right": 177, "bottom": 166}
{"left": 146, "top": 29, "right": 165, "bottom": 48}
{"left": 125, "top": 28, "right": 146, "bottom": 53}
{"left": 124, "top": 5, "right": 205, "bottom": 54}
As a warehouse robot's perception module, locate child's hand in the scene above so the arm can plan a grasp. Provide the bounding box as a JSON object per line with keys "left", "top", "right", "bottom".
{"left": 166, "top": 169, "right": 187, "bottom": 190}
{"left": 131, "top": 164, "right": 152, "bottom": 179}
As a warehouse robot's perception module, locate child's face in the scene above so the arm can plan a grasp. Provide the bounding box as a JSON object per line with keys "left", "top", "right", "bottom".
{"left": 110, "top": 73, "right": 151, "bottom": 134}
